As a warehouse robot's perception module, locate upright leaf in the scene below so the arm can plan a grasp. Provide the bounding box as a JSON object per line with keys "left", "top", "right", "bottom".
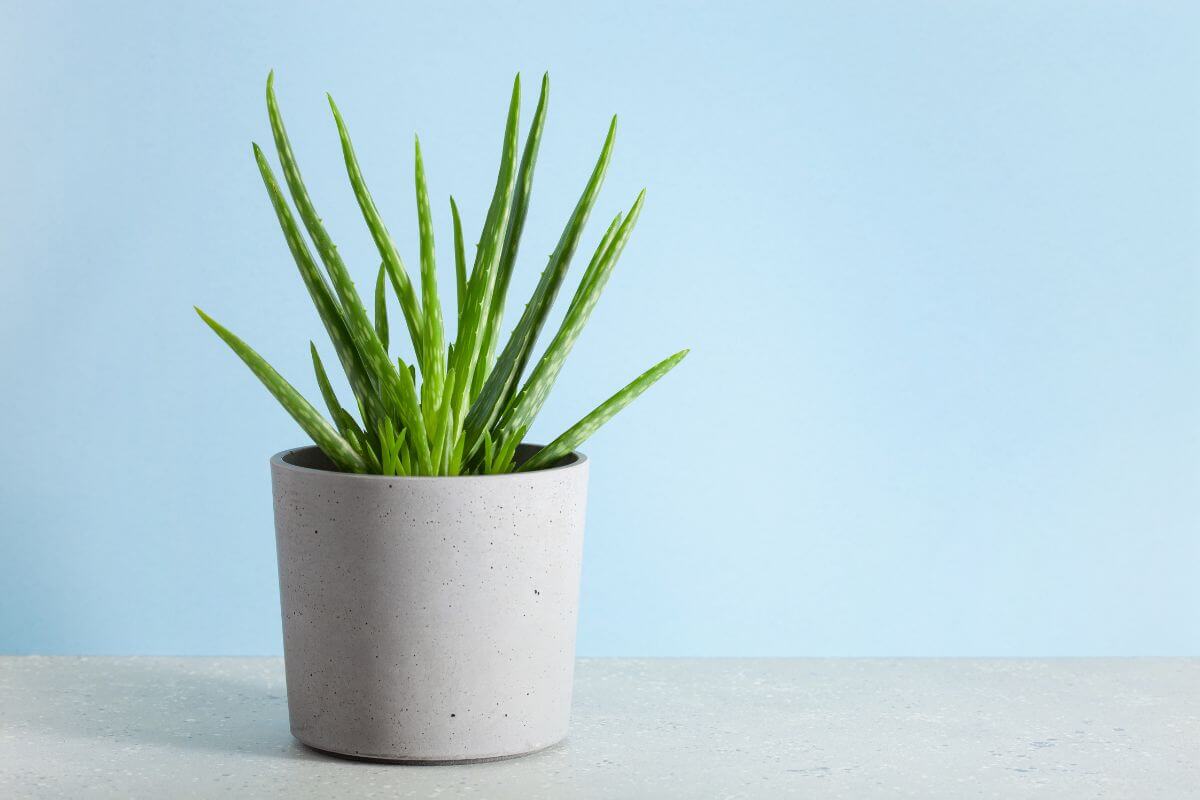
{"left": 265, "top": 75, "right": 404, "bottom": 418}
{"left": 323, "top": 92, "right": 425, "bottom": 362}
{"left": 490, "top": 424, "right": 528, "bottom": 474}
{"left": 450, "top": 197, "right": 467, "bottom": 327}
{"left": 394, "top": 356, "right": 433, "bottom": 474}
{"left": 311, "top": 343, "right": 348, "bottom": 430}
{"left": 475, "top": 73, "right": 550, "bottom": 395}
{"left": 252, "top": 143, "right": 386, "bottom": 435}
{"left": 462, "top": 117, "right": 618, "bottom": 456}
{"left": 374, "top": 263, "right": 389, "bottom": 351}
{"left": 450, "top": 75, "right": 522, "bottom": 428}
{"left": 430, "top": 365, "right": 458, "bottom": 474}
{"left": 414, "top": 136, "right": 446, "bottom": 407}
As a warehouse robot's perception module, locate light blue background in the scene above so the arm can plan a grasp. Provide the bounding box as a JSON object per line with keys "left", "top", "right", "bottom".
{"left": 1, "top": 1, "right": 1196, "bottom": 656}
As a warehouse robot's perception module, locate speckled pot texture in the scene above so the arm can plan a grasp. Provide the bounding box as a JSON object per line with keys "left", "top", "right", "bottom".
{"left": 270, "top": 445, "right": 589, "bottom": 763}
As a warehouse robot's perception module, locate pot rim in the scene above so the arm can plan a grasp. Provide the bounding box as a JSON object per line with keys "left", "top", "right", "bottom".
{"left": 270, "top": 444, "right": 587, "bottom": 482}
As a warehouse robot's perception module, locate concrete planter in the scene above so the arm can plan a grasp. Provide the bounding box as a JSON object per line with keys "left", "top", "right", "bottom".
{"left": 270, "top": 445, "right": 589, "bottom": 762}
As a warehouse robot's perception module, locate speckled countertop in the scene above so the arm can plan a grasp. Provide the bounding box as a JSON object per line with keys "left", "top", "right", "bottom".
{"left": 0, "top": 657, "right": 1196, "bottom": 798}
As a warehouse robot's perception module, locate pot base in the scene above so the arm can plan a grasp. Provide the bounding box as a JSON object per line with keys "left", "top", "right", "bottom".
{"left": 296, "top": 734, "right": 565, "bottom": 764}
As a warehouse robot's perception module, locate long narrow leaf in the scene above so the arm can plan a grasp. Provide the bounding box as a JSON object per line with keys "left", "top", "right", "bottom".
{"left": 196, "top": 307, "right": 367, "bottom": 473}
{"left": 490, "top": 424, "right": 528, "bottom": 474}
{"left": 482, "top": 430, "right": 495, "bottom": 472}
{"left": 520, "top": 349, "right": 688, "bottom": 472}
{"left": 311, "top": 342, "right": 348, "bottom": 431}
{"left": 264, "top": 76, "right": 404, "bottom": 417}
{"left": 450, "top": 75, "right": 522, "bottom": 427}
{"left": 395, "top": 356, "right": 433, "bottom": 474}
{"left": 448, "top": 430, "right": 466, "bottom": 474}
{"left": 378, "top": 419, "right": 406, "bottom": 476}
{"left": 265, "top": 75, "right": 371, "bottom": 323}
{"left": 340, "top": 417, "right": 380, "bottom": 471}
{"left": 323, "top": 92, "right": 425, "bottom": 362}
{"left": 450, "top": 197, "right": 467, "bottom": 325}
{"left": 475, "top": 72, "right": 550, "bottom": 395}
{"left": 252, "top": 143, "right": 386, "bottom": 433}
{"left": 429, "top": 365, "right": 458, "bottom": 474}
{"left": 497, "top": 189, "right": 645, "bottom": 442}
{"left": 374, "top": 263, "right": 389, "bottom": 351}
{"left": 462, "top": 117, "right": 618, "bottom": 456}
{"left": 310, "top": 342, "right": 375, "bottom": 464}
{"left": 414, "top": 136, "right": 446, "bottom": 407}
{"left": 465, "top": 212, "right": 622, "bottom": 468}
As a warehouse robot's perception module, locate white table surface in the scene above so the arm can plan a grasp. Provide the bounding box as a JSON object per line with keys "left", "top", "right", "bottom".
{"left": 0, "top": 657, "right": 1196, "bottom": 798}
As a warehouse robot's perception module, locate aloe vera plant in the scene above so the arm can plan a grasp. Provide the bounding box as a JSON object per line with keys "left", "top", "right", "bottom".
{"left": 197, "top": 72, "right": 687, "bottom": 476}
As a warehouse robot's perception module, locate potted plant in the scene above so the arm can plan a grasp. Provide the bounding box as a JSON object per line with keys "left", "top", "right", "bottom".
{"left": 196, "top": 72, "right": 687, "bottom": 762}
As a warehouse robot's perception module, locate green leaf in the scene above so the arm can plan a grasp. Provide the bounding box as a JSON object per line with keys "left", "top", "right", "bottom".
{"left": 520, "top": 349, "right": 688, "bottom": 472}
{"left": 482, "top": 429, "right": 495, "bottom": 474}
{"left": 491, "top": 424, "right": 528, "bottom": 474}
{"left": 430, "top": 365, "right": 458, "bottom": 474}
{"left": 450, "top": 74, "right": 522, "bottom": 427}
{"left": 341, "top": 418, "right": 380, "bottom": 471}
{"left": 394, "top": 355, "right": 433, "bottom": 474}
{"left": 462, "top": 116, "right": 618, "bottom": 457}
{"left": 377, "top": 419, "right": 408, "bottom": 476}
{"left": 449, "top": 431, "right": 466, "bottom": 475}
{"left": 337, "top": 408, "right": 378, "bottom": 468}
{"left": 310, "top": 342, "right": 376, "bottom": 462}
{"left": 310, "top": 342, "right": 346, "bottom": 428}
{"left": 374, "top": 263, "right": 389, "bottom": 352}
{"left": 323, "top": 90, "right": 425, "bottom": 363}
{"left": 450, "top": 197, "right": 467, "bottom": 328}
{"left": 414, "top": 136, "right": 446, "bottom": 408}
{"left": 264, "top": 75, "right": 404, "bottom": 419}
{"left": 252, "top": 143, "right": 386, "bottom": 433}
{"left": 497, "top": 189, "right": 645, "bottom": 445}
{"left": 475, "top": 72, "right": 550, "bottom": 397}
{"left": 196, "top": 307, "right": 367, "bottom": 473}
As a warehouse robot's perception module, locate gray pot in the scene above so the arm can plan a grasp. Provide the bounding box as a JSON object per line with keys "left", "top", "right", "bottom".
{"left": 270, "top": 445, "right": 589, "bottom": 762}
